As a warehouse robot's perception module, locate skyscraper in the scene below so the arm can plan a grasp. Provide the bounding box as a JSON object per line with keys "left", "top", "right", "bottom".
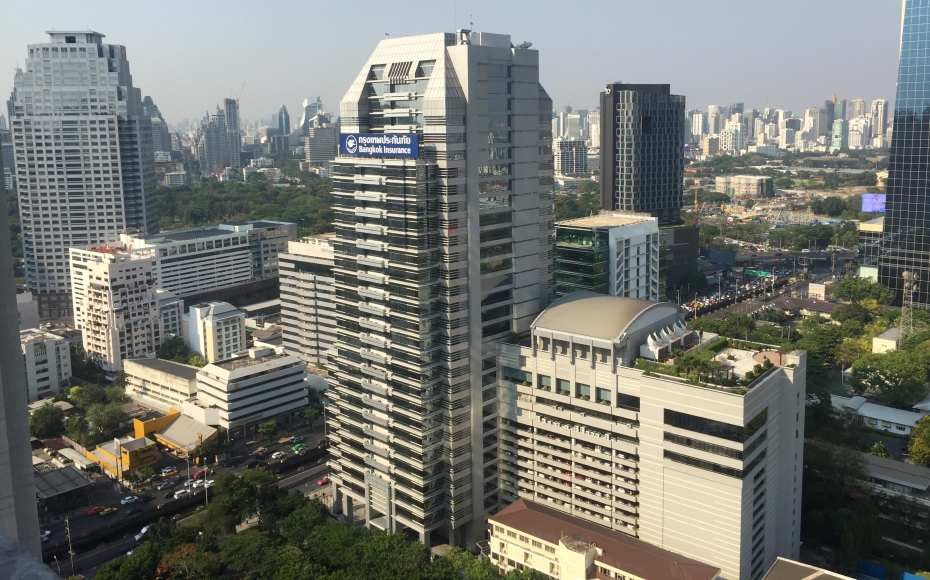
{"left": 871, "top": 99, "right": 888, "bottom": 137}
{"left": 224, "top": 98, "right": 242, "bottom": 170}
{"left": 143, "top": 95, "right": 171, "bottom": 152}
{"left": 599, "top": 83, "right": 685, "bottom": 225}
{"left": 822, "top": 97, "right": 836, "bottom": 133}
{"left": 9, "top": 31, "right": 158, "bottom": 319}
{"left": 851, "top": 98, "right": 867, "bottom": 118}
{"left": 277, "top": 105, "right": 290, "bottom": 138}
{"left": 327, "top": 29, "right": 554, "bottom": 549}
{"left": 0, "top": 146, "right": 42, "bottom": 557}
{"left": 880, "top": 0, "right": 930, "bottom": 306}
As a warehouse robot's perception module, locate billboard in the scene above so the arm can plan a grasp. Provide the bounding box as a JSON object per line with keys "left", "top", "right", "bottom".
{"left": 339, "top": 133, "right": 419, "bottom": 158}
{"left": 862, "top": 193, "right": 886, "bottom": 213}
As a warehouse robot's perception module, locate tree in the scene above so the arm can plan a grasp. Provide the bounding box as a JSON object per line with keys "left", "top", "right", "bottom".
{"left": 831, "top": 303, "right": 871, "bottom": 325}
{"left": 158, "top": 336, "right": 193, "bottom": 364}
{"left": 29, "top": 402, "right": 65, "bottom": 439}
{"left": 112, "top": 371, "right": 128, "bottom": 389}
{"left": 870, "top": 441, "right": 891, "bottom": 458}
{"left": 911, "top": 417, "right": 930, "bottom": 467}
{"left": 850, "top": 351, "right": 928, "bottom": 407}
{"left": 85, "top": 402, "right": 130, "bottom": 441}
{"left": 69, "top": 384, "right": 108, "bottom": 410}
{"left": 258, "top": 420, "right": 278, "bottom": 438}
{"left": 303, "top": 406, "right": 320, "bottom": 424}
{"left": 187, "top": 354, "right": 206, "bottom": 367}
{"left": 834, "top": 339, "right": 871, "bottom": 370}
{"left": 65, "top": 414, "right": 88, "bottom": 445}
{"left": 833, "top": 277, "right": 895, "bottom": 305}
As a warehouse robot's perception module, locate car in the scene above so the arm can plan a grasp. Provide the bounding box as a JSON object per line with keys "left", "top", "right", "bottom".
{"left": 40, "top": 530, "right": 51, "bottom": 542}
{"left": 157, "top": 480, "right": 176, "bottom": 491}
{"left": 291, "top": 436, "right": 305, "bottom": 444}
{"left": 124, "top": 506, "right": 143, "bottom": 516}
{"left": 87, "top": 506, "right": 106, "bottom": 516}
{"left": 161, "top": 470, "right": 179, "bottom": 480}
{"left": 183, "top": 479, "right": 196, "bottom": 487}
{"left": 121, "top": 495, "right": 140, "bottom": 505}
{"left": 317, "top": 476, "right": 330, "bottom": 486}
{"left": 161, "top": 466, "right": 176, "bottom": 474}
{"left": 271, "top": 451, "right": 286, "bottom": 460}
{"left": 317, "top": 438, "right": 329, "bottom": 447}
{"left": 223, "top": 456, "right": 245, "bottom": 467}
{"left": 101, "top": 507, "right": 118, "bottom": 516}
{"left": 126, "top": 549, "right": 135, "bottom": 557}
{"left": 174, "top": 489, "right": 191, "bottom": 499}
{"left": 292, "top": 444, "right": 307, "bottom": 452}
{"left": 203, "top": 479, "right": 216, "bottom": 489}
{"left": 134, "top": 526, "right": 149, "bottom": 542}
{"left": 192, "top": 479, "right": 205, "bottom": 489}
{"left": 192, "top": 469, "right": 211, "bottom": 480}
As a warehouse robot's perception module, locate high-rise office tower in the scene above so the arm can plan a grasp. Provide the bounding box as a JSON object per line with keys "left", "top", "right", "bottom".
{"left": 196, "top": 108, "right": 229, "bottom": 174}
{"left": 823, "top": 97, "right": 836, "bottom": 132}
{"left": 803, "top": 107, "right": 822, "bottom": 138}
{"left": 851, "top": 98, "right": 867, "bottom": 118}
{"left": 277, "top": 105, "right": 290, "bottom": 137}
{"left": 871, "top": 99, "right": 888, "bottom": 137}
{"left": 142, "top": 95, "right": 171, "bottom": 152}
{"left": 326, "top": 30, "right": 555, "bottom": 549}
{"left": 0, "top": 149, "right": 42, "bottom": 557}
{"left": 707, "top": 105, "right": 723, "bottom": 134}
{"left": 880, "top": 0, "right": 930, "bottom": 306}
{"left": 833, "top": 98, "right": 847, "bottom": 122}
{"left": 690, "top": 111, "right": 705, "bottom": 140}
{"left": 587, "top": 108, "right": 600, "bottom": 147}
{"left": 224, "top": 98, "right": 242, "bottom": 170}
{"left": 599, "top": 83, "right": 685, "bottom": 225}
{"left": 729, "top": 101, "right": 744, "bottom": 115}
{"left": 830, "top": 119, "right": 848, "bottom": 154}
{"left": 9, "top": 31, "right": 158, "bottom": 319}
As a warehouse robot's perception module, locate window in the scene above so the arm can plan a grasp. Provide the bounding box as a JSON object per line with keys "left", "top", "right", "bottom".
{"left": 538, "top": 375, "right": 552, "bottom": 391}
{"left": 556, "top": 379, "right": 570, "bottom": 396}
{"left": 545, "top": 545, "right": 555, "bottom": 554}
{"left": 575, "top": 383, "right": 590, "bottom": 399}
{"left": 665, "top": 409, "right": 763, "bottom": 443}
{"left": 507, "top": 530, "right": 517, "bottom": 538}
{"left": 519, "top": 535, "right": 529, "bottom": 543}
{"left": 664, "top": 432, "right": 743, "bottom": 459}
{"left": 664, "top": 450, "right": 743, "bottom": 479}
{"left": 596, "top": 387, "right": 611, "bottom": 404}
{"left": 617, "top": 393, "right": 640, "bottom": 411}
{"left": 532, "top": 540, "right": 542, "bottom": 548}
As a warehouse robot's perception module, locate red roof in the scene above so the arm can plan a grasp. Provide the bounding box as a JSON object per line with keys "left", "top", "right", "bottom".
{"left": 490, "top": 499, "right": 720, "bottom": 580}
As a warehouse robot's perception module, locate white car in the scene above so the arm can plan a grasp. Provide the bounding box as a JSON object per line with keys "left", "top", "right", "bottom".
{"left": 40, "top": 530, "right": 51, "bottom": 542}
{"left": 134, "top": 526, "right": 149, "bottom": 543}
{"left": 174, "top": 489, "right": 191, "bottom": 499}
{"left": 192, "top": 479, "right": 205, "bottom": 489}
{"left": 183, "top": 479, "right": 196, "bottom": 487}
{"left": 203, "top": 479, "right": 216, "bottom": 489}
{"left": 121, "top": 495, "right": 140, "bottom": 505}
{"left": 271, "top": 451, "right": 286, "bottom": 460}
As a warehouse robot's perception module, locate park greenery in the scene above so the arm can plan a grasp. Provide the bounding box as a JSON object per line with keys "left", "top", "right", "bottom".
{"left": 31, "top": 382, "right": 132, "bottom": 448}
{"left": 157, "top": 336, "right": 206, "bottom": 368}
{"left": 91, "top": 468, "right": 544, "bottom": 580}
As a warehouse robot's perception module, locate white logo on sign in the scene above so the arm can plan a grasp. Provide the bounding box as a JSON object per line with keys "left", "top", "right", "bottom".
{"left": 345, "top": 135, "right": 358, "bottom": 154}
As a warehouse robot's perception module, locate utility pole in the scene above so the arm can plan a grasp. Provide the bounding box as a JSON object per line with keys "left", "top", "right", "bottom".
{"left": 65, "top": 517, "right": 75, "bottom": 575}
{"left": 902, "top": 271, "right": 917, "bottom": 339}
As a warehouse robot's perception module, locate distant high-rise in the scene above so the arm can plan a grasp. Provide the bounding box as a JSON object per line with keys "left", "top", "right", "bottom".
{"left": 143, "top": 95, "right": 171, "bottom": 152}
{"left": 851, "top": 98, "right": 867, "bottom": 118}
{"left": 587, "top": 108, "right": 601, "bottom": 147}
{"left": 707, "top": 104, "right": 723, "bottom": 134}
{"left": 823, "top": 97, "right": 836, "bottom": 132}
{"left": 871, "top": 99, "right": 888, "bottom": 138}
{"left": 223, "top": 98, "right": 241, "bottom": 169}
{"left": 880, "top": 0, "right": 930, "bottom": 307}
{"left": 599, "top": 83, "right": 685, "bottom": 225}
{"left": 277, "top": 105, "right": 290, "bottom": 138}
{"left": 833, "top": 97, "right": 847, "bottom": 122}
{"left": 830, "top": 119, "right": 848, "bottom": 153}
{"left": 804, "top": 107, "right": 823, "bottom": 138}
{"left": 10, "top": 31, "right": 158, "bottom": 318}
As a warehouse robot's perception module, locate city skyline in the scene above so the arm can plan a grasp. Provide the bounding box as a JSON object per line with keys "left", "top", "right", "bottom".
{"left": 0, "top": 0, "right": 901, "bottom": 126}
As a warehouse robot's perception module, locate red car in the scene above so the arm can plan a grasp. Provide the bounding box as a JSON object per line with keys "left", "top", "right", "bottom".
{"left": 317, "top": 476, "right": 330, "bottom": 486}
{"left": 192, "top": 469, "right": 213, "bottom": 480}
{"left": 86, "top": 506, "right": 105, "bottom": 516}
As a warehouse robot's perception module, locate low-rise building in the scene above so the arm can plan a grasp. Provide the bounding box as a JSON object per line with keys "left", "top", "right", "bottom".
{"left": 278, "top": 236, "right": 336, "bottom": 363}
{"left": 761, "top": 558, "right": 853, "bottom": 580}
{"left": 769, "top": 296, "right": 837, "bottom": 319}
{"left": 133, "top": 409, "right": 217, "bottom": 457}
{"left": 123, "top": 358, "right": 200, "bottom": 410}
{"left": 182, "top": 302, "right": 246, "bottom": 363}
{"left": 497, "top": 292, "right": 806, "bottom": 579}
{"left": 163, "top": 172, "right": 187, "bottom": 187}
{"left": 34, "top": 466, "right": 94, "bottom": 515}
{"left": 20, "top": 329, "right": 72, "bottom": 403}
{"left": 87, "top": 436, "right": 160, "bottom": 480}
{"left": 490, "top": 498, "right": 720, "bottom": 580}
{"left": 872, "top": 326, "right": 900, "bottom": 353}
{"left": 195, "top": 347, "right": 308, "bottom": 438}
{"left": 832, "top": 395, "right": 923, "bottom": 435}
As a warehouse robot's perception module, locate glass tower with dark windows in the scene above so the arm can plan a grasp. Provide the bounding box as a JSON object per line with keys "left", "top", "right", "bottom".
{"left": 598, "top": 84, "right": 685, "bottom": 225}
{"left": 879, "top": 0, "right": 930, "bottom": 306}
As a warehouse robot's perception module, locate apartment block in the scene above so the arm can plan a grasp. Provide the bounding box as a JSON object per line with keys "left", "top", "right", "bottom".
{"left": 278, "top": 235, "right": 336, "bottom": 363}
{"left": 182, "top": 301, "right": 246, "bottom": 363}
{"left": 69, "top": 245, "right": 159, "bottom": 372}
{"left": 497, "top": 292, "right": 806, "bottom": 580}
{"left": 156, "top": 288, "right": 183, "bottom": 343}
{"left": 196, "top": 346, "right": 308, "bottom": 438}
{"left": 20, "top": 328, "right": 72, "bottom": 402}
{"left": 553, "top": 138, "right": 588, "bottom": 175}
{"left": 554, "top": 214, "right": 661, "bottom": 299}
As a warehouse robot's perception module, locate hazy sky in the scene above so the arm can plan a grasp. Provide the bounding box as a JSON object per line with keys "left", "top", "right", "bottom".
{"left": 1, "top": 0, "right": 902, "bottom": 126}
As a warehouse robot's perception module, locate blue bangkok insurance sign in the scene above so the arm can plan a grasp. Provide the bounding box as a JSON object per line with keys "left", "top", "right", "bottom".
{"left": 339, "top": 133, "right": 419, "bottom": 158}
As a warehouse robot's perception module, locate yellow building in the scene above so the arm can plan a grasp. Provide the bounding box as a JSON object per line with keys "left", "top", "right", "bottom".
{"left": 87, "top": 436, "right": 160, "bottom": 479}
{"left": 134, "top": 409, "right": 218, "bottom": 457}
{"left": 489, "top": 499, "right": 720, "bottom": 580}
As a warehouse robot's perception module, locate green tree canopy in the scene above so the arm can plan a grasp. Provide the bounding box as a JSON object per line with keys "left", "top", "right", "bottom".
{"left": 832, "top": 277, "right": 895, "bottom": 305}
{"left": 850, "top": 350, "right": 929, "bottom": 406}
{"left": 911, "top": 416, "right": 930, "bottom": 467}
{"left": 29, "top": 402, "right": 65, "bottom": 439}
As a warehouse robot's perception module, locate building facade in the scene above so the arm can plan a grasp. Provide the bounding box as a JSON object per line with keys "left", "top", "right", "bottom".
{"left": 223, "top": 97, "right": 241, "bottom": 170}
{"left": 326, "top": 30, "right": 555, "bottom": 549}
{"left": 123, "top": 357, "right": 199, "bottom": 410}
{"left": 196, "top": 347, "right": 308, "bottom": 437}
{"left": 553, "top": 138, "right": 588, "bottom": 175}
{"left": 20, "top": 328, "right": 72, "bottom": 402}
{"left": 10, "top": 31, "right": 158, "bottom": 319}
{"left": 182, "top": 301, "right": 246, "bottom": 363}
{"left": 599, "top": 84, "right": 685, "bottom": 225}
{"left": 70, "top": 245, "right": 159, "bottom": 372}
{"left": 497, "top": 293, "right": 806, "bottom": 580}
{"left": 715, "top": 176, "right": 774, "bottom": 199}
{"left": 880, "top": 0, "right": 930, "bottom": 306}
{"left": 554, "top": 214, "right": 662, "bottom": 300}
{"left": 278, "top": 235, "right": 336, "bottom": 364}
{"left": 858, "top": 217, "right": 884, "bottom": 282}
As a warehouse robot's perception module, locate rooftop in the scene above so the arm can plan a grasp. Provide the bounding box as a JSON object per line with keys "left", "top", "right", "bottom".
{"left": 27, "top": 400, "right": 73, "bottom": 414}
{"left": 557, "top": 212, "right": 656, "bottom": 229}
{"left": 770, "top": 296, "right": 838, "bottom": 314}
{"left": 124, "top": 357, "right": 200, "bottom": 382}
{"left": 19, "top": 328, "right": 64, "bottom": 344}
{"left": 156, "top": 415, "right": 217, "bottom": 453}
{"left": 533, "top": 292, "right": 680, "bottom": 341}
{"left": 862, "top": 451, "right": 930, "bottom": 491}
{"left": 875, "top": 326, "right": 901, "bottom": 341}
{"left": 491, "top": 499, "right": 720, "bottom": 580}
{"left": 209, "top": 350, "right": 292, "bottom": 372}
{"left": 761, "top": 557, "right": 852, "bottom": 580}
{"left": 34, "top": 466, "right": 92, "bottom": 499}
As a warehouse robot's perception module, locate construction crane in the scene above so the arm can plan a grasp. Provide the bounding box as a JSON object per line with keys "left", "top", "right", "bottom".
{"left": 235, "top": 82, "right": 245, "bottom": 103}
{"left": 901, "top": 271, "right": 918, "bottom": 339}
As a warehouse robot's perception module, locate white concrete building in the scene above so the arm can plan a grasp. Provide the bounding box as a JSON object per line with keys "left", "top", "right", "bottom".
{"left": 20, "top": 328, "right": 72, "bottom": 402}
{"left": 554, "top": 213, "right": 661, "bottom": 300}
{"left": 16, "top": 292, "right": 40, "bottom": 331}
{"left": 69, "top": 245, "right": 159, "bottom": 372}
{"left": 69, "top": 221, "right": 295, "bottom": 300}
{"left": 278, "top": 235, "right": 336, "bottom": 364}
{"left": 553, "top": 138, "right": 588, "bottom": 175}
{"left": 715, "top": 176, "right": 774, "bottom": 199}
{"left": 182, "top": 301, "right": 245, "bottom": 363}
{"left": 196, "top": 347, "right": 308, "bottom": 437}
{"left": 719, "top": 122, "right": 744, "bottom": 152}
{"left": 123, "top": 357, "right": 199, "bottom": 410}
{"left": 498, "top": 293, "right": 806, "bottom": 580}
{"left": 156, "top": 289, "right": 184, "bottom": 344}
{"left": 10, "top": 31, "right": 159, "bottom": 320}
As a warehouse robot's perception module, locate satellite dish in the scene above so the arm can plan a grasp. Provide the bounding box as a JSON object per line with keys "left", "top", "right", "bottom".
{"left": 516, "top": 41, "right": 532, "bottom": 49}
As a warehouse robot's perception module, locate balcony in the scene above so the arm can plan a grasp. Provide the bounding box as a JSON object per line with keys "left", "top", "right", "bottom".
{"left": 363, "top": 409, "right": 390, "bottom": 427}
{"left": 364, "top": 439, "right": 390, "bottom": 458}
{"left": 362, "top": 425, "right": 390, "bottom": 443}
